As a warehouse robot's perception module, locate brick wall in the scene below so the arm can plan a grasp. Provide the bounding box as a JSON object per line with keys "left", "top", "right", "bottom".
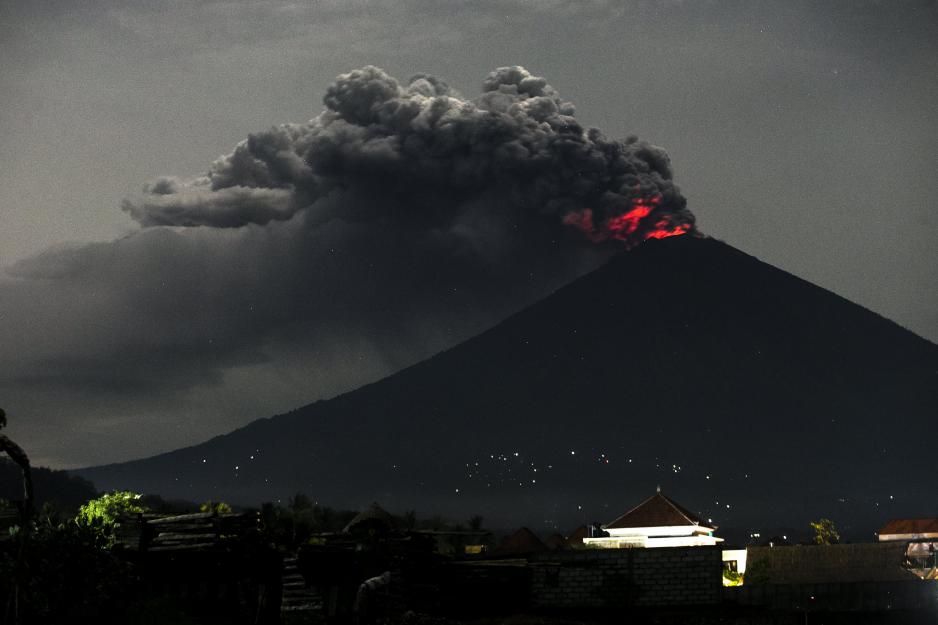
{"left": 530, "top": 546, "right": 722, "bottom": 609}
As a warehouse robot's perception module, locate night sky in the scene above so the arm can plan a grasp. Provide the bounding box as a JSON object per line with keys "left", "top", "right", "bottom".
{"left": 1, "top": 1, "right": 935, "bottom": 471}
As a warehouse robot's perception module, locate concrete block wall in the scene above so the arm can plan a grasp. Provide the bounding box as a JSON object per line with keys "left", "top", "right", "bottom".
{"left": 530, "top": 546, "right": 723, "bottom": 609}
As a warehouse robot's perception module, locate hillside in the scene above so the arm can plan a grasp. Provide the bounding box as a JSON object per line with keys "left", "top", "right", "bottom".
{"left": 77, "top": 236, "right": 938, "bottom": 532}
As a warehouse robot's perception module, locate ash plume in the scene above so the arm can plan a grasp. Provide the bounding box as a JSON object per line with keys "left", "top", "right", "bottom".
{"left": 123, "top": 65, "right": 694, "bottom": 246}
{"left": 0, "top": 66, "right": 695, "bottom": 466}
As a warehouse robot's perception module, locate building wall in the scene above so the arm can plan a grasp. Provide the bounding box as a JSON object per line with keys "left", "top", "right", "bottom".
{"left": 530, "top": 545, "right": 722, "bottom": 608}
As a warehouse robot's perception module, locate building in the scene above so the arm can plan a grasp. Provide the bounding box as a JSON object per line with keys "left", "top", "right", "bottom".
{"left": 878, "top": 518, "right": 938, "bottom": 542}
{"left": 582, "top": 490, "right": 723, "bottom": 548}
{"left": 878, "top": 519, "right": 938, "bottom": 578}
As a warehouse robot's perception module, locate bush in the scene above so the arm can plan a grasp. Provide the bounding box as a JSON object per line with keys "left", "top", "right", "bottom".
{"left": 1, "top": 506, "right": 138, "bottom": 623}
{"left": 76, "top": 491, "right": 147, "bottom": 527}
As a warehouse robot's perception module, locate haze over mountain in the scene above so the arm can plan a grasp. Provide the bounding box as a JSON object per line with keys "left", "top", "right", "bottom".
{"left": 77, "top": 236, "right": 938, "bottom": 534}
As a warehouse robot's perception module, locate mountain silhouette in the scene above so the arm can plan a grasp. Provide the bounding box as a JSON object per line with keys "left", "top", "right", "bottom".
{"left": 76, "top": 236, "right": 938, "bottom": 533}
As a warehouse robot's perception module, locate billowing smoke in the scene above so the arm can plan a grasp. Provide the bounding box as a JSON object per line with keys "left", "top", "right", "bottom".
{"left": 123, "top": 65, "right": 694, "bottom": 246}
{"left": 1, "top": 66, "right": 695, "bottom": 467}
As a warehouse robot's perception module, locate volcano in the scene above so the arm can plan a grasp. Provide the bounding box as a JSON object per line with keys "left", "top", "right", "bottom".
{"left": 76, "top": 236, "right": 938, "bottom": 535}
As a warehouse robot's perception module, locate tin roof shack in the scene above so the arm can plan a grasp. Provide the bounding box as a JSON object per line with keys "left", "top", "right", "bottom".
{"left": 731, "top": 543, "right": 937, "bottom": 615}
{"left": 114, "top": 511, "right": 282, "bottom": 624}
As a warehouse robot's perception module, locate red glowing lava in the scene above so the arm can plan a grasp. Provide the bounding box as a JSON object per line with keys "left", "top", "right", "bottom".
{"left": 563, "top": 195, "right": 691, "bottom": 245}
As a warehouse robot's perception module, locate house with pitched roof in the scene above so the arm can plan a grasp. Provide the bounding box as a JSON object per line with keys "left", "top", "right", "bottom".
{"left": 877, "top": 518, "right": 938, "bottom": 578}
{"left": 582, "top": 490, "right": 723, "bottom": 548}
{"left": 878, "top": 518, "right": 938, "bottom": 542}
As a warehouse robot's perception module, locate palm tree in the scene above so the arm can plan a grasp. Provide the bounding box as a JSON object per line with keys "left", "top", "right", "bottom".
{"left": 0, "top": 408, "right": 32, "bottom": 519}
{"left": 1, "top": 408, "right": 33, "bottom": 625}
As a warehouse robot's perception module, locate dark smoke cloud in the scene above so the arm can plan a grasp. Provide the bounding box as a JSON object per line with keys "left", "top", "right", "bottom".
{"left": 0, "top": 66, "right": 694, "bottom": 466}
{"left": 123, "top": 65, "right": 693, "bottom": 243}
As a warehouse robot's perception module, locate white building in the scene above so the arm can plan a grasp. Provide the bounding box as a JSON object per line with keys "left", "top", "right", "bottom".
{"left": 582, "top": 491, "right": 723, "bottom": 549}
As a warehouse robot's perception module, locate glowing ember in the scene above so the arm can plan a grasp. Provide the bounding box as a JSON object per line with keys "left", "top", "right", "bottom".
{"left": 563, "top": 194, "right": 691, "bottom": 246}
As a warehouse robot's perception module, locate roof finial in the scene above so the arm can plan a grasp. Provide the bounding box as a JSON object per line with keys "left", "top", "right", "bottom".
{"left": 656, "top": 484, "right": 661, "bottom": 493}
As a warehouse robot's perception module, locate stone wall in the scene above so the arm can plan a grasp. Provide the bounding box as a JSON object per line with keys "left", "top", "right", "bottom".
{"left": 530, "top": 546, "right": 723, "bottom": 609}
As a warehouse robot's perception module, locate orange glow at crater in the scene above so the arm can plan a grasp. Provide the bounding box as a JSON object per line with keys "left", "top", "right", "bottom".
{"left": 563, "top": 194, "right": 691, "bottom": 246}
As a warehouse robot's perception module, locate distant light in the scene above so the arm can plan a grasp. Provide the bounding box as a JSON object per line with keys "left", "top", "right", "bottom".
{"left": 570, "top": 450, "right": 576, "bottom": 455}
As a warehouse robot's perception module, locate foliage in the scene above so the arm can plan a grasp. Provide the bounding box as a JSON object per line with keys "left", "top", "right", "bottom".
{"left": 0, "top": 458, "right": 97, "bottom": 514}
{"left": 76, "top": 490, "right": 147, "bottom": 526}
{"left": 74, "top": 491, "right": 148, "bottom": 549}
{"left": 259, "top": 495, "right": 358, "bottom": 549}
{"left": 809, "top": 518, "right": 840, "bottom": 545}
{"left": 744, "top": 558, "right": 772, "bottom": 585}
{"left": 258, "top": 494, "right": 490, "bottom": 553}
{"left": 722, "top": 569, "right": 744, "bottom": 586}
{"left": 199, "top": 500, "right": 233, "bottom": 515}
{"left": 1, "top": 505, "right": 138, "bottom": 623}
{"left": 401, "top": 509, "right": 417, "bottom": 531}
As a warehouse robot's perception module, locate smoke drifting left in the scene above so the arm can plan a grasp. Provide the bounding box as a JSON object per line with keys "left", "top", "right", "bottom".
{"left": 123, "top": 65, "right": 694, "bottom": 244}
{"left": 0, "top": 66, "right": 695, "bottom": 466}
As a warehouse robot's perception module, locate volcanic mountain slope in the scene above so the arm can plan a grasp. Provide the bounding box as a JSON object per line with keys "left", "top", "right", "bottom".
{"left": 77, "top": 236, "right": 938, "bottom": 532}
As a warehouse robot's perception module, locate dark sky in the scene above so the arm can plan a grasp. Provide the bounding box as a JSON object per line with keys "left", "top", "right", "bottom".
{"left": 1, "top": 0, "right": 935, "bottom": 469}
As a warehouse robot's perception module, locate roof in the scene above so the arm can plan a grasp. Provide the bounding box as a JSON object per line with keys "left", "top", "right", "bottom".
{"left": 493, "top": 527, "right": 547, "bottom": 555}
{"left": 564, "top": 525, "right": 589, "bottom": 547}
{"left": 543, "top": 533, "right": 566, "bottom": 551}
{"left": 342, "top": 502, "right": 396, "bottom": 534}
{"left": 879, "top": 518, "right": 938, "bottom": 536}
{"left": 605, "top": 492, "right": 712, "bottom": 530}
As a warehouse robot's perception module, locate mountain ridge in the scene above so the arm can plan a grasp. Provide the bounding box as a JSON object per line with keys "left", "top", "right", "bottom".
{"left": 76, "top": 236, "right": 938, "bottom": 532}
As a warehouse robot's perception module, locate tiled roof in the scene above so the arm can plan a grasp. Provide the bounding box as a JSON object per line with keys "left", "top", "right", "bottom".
{"left": 564, "top": 525, "right": 589, "bottom": 547}
{"left": 879, "top": 518, "right": 938, "bottom": 536}
{"left": 343, "top": 502, "right": 396, "bottom": 534}
{"left": 543, "top": 533, "right": 566, "bottom": 551}
{"left": 493, "top": 527, "right": 547, "bottom": 555}
{"left": 605, "top": 492, "right": 712, "bottom": 530}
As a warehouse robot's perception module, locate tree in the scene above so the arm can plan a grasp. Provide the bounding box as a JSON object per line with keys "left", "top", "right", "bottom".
{"left": 199, "top": 500, "right": 232, "bottom": 515}
{"left": 0, "top": 408, "right": 33, "bottom": 520}
{"left": 1, "top": 407, "right": 33, "bottom": 624}
{"left": 2, "top": 504, "right": 137, "bottom": 622}
{"left": 76, "top": 491, "right": 147, "bottom": 527}
{"left": 809, "top": 518, "right": 840, "bottom": 545}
